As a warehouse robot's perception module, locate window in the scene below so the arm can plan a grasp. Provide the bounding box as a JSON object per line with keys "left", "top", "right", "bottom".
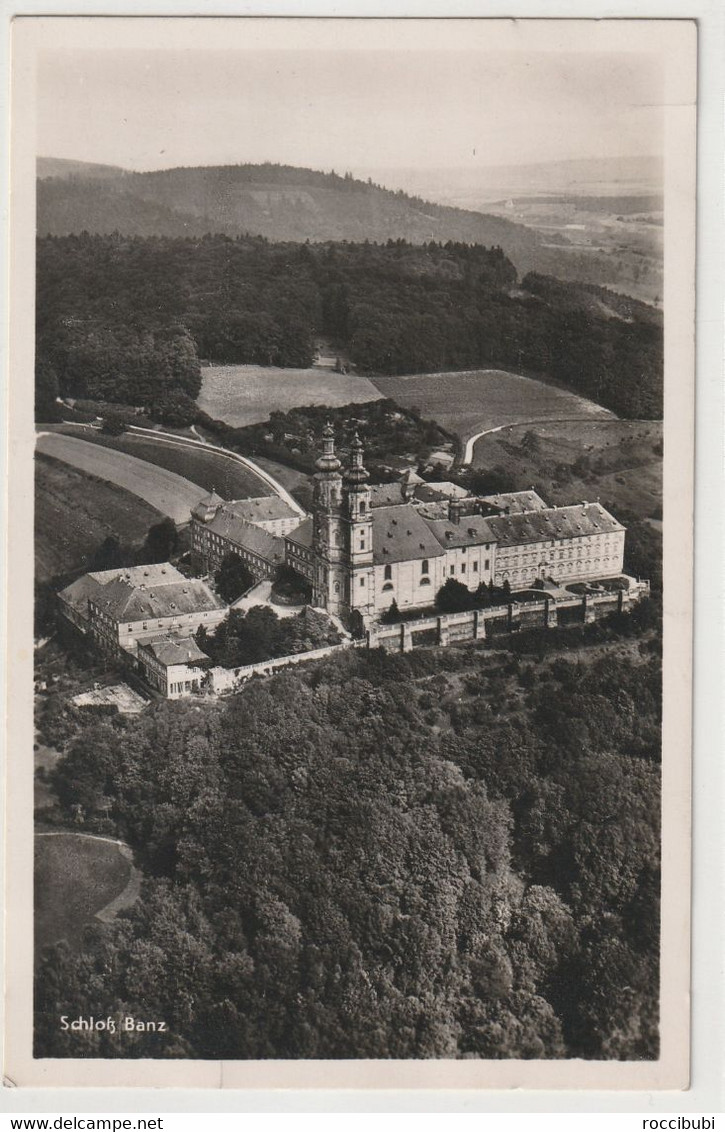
{"left": 360, "top": 538, "right": 365, "bottom": 550}
{"left": 473, "top": 561, "right": 478, "bottom": 572}
{"left": 384, "top": 564, "right": 392, "bottom": 581}
{"left": 485, "top": 559, "right": 490, "bottom": 570}
{"left": 450, "top": 565, "right": 455, "bottom": 575}
{"left": 382, "top": 582, "right": 394, "bottom": 592}
{"left": 461, "top": 563, "right": 466, "bottom": 573}
{"left": 421, "top": 559, "right": 429, "bottom": 574}
{"left": 360, "top": 577, "right": 365, "bottom": 587}
{"left": 359, "top": 501, "right": 366, "bottom": 514}
{"left": 420, "top": 577, "right": 431, "bottom": 586}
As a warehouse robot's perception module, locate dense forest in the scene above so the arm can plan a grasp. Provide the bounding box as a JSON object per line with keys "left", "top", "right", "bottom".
{"left": 36, "top": 234, "right": 663, "bottom": 421}
{"left": 35, "top": 613, "right": 661, "bottom": 1061}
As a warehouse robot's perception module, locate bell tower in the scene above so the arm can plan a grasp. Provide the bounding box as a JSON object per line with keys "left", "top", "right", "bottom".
{"left": 341, "top": 432, "right": 375, "bottom": 625}
{"left": 311, "top": 423, "right": 346, "bottom": 615}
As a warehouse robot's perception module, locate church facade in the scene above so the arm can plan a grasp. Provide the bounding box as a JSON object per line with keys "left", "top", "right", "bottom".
{"left": 190, "top": 427, "right": 627, "bottom": 630}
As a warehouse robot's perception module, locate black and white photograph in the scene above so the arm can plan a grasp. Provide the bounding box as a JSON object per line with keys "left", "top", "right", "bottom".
{"left": 5, "top": 16, "right": 696, "bottom": 1090}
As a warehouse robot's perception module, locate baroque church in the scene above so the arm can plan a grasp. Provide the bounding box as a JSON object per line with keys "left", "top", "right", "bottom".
{"left": 190, "top": 425, "right": 627, "bottom": 631}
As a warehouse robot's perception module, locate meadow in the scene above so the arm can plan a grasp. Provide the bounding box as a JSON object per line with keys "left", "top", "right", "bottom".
{"left": 197, "top": 364, "right": 383, "bottom": 428}
{"left": 35, "top": 833, "right": 132, "bottom": 952}
{"left": 36, "top": 433, "right": 206, "bottom": 525}
{"left": 53, "top": 425, "right": 267, "bottom": 500}
{"left": 35, "top": 454, "right": 166, "bottom": 582}
{"left": 372, "top": 369, "right": 614, "bottom": 446}
{"left": 471, "top": 418, "right": 663, "bottom": 521}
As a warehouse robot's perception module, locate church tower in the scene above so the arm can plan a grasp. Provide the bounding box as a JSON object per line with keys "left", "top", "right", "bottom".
{"left": 341, "top": 433, "right": 375, "bottom": 626}
{"left": 311, "top": 423, "right": 347, "bottom": 616}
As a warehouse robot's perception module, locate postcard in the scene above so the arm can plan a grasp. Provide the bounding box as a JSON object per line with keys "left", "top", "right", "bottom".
{"left": 5, "top": 16, "right": 695, "bottom": 1090}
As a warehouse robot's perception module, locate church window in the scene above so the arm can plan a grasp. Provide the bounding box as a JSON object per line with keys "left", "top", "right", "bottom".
{"left": 382, "top": 582, "right": 394, "bottom": 592}
{"left": 420, "top": 577, "right": 431, "bottom": 586}
{"left": 421, "top": 560, "right": 429, "bottom": 574}
{"left": 384, "top": 564, "right": 392, "bottom": 581}
{"left": 334, "top": 581, "right": 340, "bottom": 594}
{"left": 360, "top": 537, "right": 365, "bottom": 550}
{"left": 359, "top": 501, "right": 366, "bottom": 514}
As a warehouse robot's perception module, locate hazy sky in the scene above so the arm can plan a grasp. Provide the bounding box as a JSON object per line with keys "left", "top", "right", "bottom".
{"left": 37, "top": 46, "right": 663, "bottom": 174}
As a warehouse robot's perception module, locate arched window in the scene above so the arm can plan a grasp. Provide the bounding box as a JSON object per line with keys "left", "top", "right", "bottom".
{"left": 334, "top": 581, "right": 340, "bottom": 594}
{"left": 382, "top": 582, "right": 394, "bottom": 592}
{"left": 384, "top": 564, "right": 392, "bottom": 581}
{"left": 421, "top": 559, "right": 429, "bottom": 574}
{"left": 359, "top": 501, "right": 366, "bottom": 514}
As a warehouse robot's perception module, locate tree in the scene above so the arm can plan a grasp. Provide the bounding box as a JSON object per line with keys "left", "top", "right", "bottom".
{"left": 90, "top": 535, "right": 125, "bottom": 571}
{"left": 101, "top": 413, "right": 130, "bottom": 436}
{"left": 435, "top": 578, "right": 473, "bottom": 613}
{"left": 215, "top": 554, "right": 254, "bottom": 605}
{"left": 141, "top": 518, "right": 179, "bottom": 564}
{"left": 381, "top": 599, "right": 401, "bottom": 624}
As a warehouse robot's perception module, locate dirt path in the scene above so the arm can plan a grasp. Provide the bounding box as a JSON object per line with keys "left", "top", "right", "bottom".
{"left": 462, "top": 415, "right": 620, "bottom": 464}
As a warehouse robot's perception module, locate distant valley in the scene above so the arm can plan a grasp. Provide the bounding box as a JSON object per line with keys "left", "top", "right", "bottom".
{"left": 37, "top": 158, "right": 662, "bottom": 300}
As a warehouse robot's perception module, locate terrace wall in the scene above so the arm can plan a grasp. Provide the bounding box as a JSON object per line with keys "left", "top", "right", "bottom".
{"left": 208, "top": 638, "right": 362, "bottom": 694}
{"left": 367, "top": 580, "right": 649, "bottom": 653}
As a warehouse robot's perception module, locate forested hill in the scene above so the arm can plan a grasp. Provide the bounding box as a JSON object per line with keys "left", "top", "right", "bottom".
{"left": 36, "top": 234, "right": 663, "bottom": 421}
{"left": 37, "top": 161, "right": 545, "bottom": 271}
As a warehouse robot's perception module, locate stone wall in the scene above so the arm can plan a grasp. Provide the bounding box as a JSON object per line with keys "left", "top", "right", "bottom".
{"left": 367, "top": 579, "right": 650, "bottom": 653}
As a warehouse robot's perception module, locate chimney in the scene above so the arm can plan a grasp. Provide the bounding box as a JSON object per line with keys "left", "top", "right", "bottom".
{"left": 449, "top": 499, "right": 462, "bottom": 525}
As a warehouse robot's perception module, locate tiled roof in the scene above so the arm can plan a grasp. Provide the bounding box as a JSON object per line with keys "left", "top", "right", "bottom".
{"left": 400, "top": 469, "right": 424, "bottom": 486}
{"left": 138, "top": 634, "right": 209, "bottom": 667}
{"left": 93, "top": 577, "right": 225, "bottom": 621}
{"left": 206, "top": 508, "right": 284, "bottom": 563}
{"left": 425, "top": 514, "right": 496, "bottom": 549}
{"left": 92, "top": 563, "right": 186, "bottom": 586}
{"left": 485, "top": 503, "right": 624, "bottom": 548}
{"left": 372, "top": 505, "right": 446, "bottom": 565}
{"left": 226, "top": 496, "right": 298, "bottom": 524}
{"left": 370, "top": 483, "right": 405, "bottom": 508}
{"left": 57, "top": 574, "right": 107, "bottom": 619}
{"left": 286, "top": 517, "right": 313, "bottom": 548}
{"left": 192, "top": 489, "right": 224, "bottom": 520}
{"left": 415, "top": 482, "right": 470, "bottom": 503}
{"left": 58, "top": 564, "right": 187, "bottom": 618}
{"left": 478, "top": 490, "right": 549, "bottom": 514}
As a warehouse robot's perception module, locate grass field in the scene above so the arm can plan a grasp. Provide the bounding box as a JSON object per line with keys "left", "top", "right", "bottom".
{"left": 35, "top": 454, "right": 166, "bottom": 582}
{"left": 471, "top": 418, "right": 662, "bottom": 521}
{"left": 36, "top": 432, "right": 206, "bottom": 524}
{"left": 52, "top": 424, "right": 267, "bottom": 500}
{"left": 35, "top": 833, "right": 132, "bottom": 951}
{"left": 372, "top": 369, "right": 614, "bottom": 444}
{"left": 197, "top": 364, "right": 384, "bottom": 427}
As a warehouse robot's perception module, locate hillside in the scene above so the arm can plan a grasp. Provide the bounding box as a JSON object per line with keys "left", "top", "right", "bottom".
{"left": 37, "top": 161, "right": 548, "bottom": 274}
{"left": 37, "top": 157, "right": 128, "bottom": 181}
{"left": 36, "top": 234, "right": 664, "bottom": 422}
